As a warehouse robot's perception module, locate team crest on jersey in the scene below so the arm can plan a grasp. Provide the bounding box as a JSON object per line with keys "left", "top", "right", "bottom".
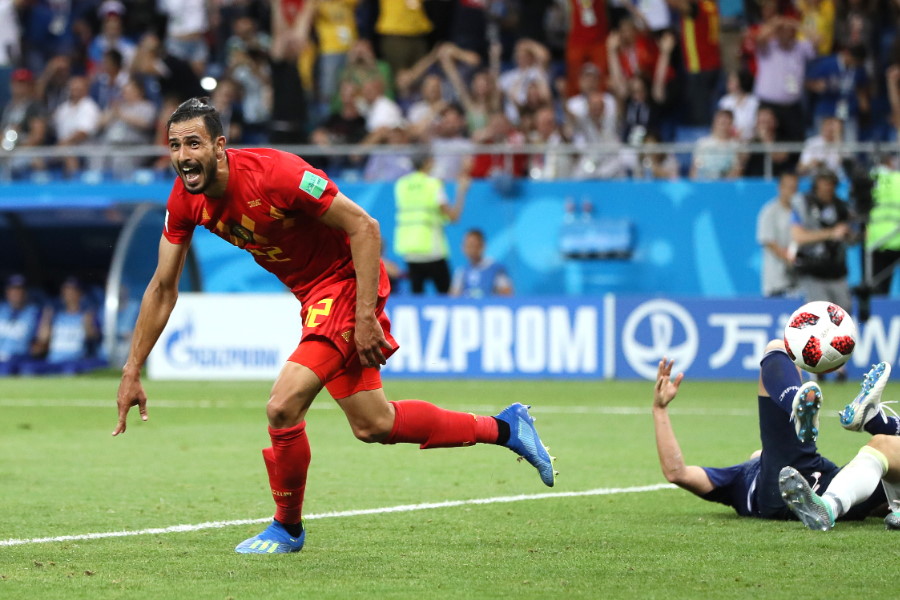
{"left": 341, "top": 330, "right": 352, "bottom": 342}
{"left": 231, "top": 223, "right": 255, "bottom": 243}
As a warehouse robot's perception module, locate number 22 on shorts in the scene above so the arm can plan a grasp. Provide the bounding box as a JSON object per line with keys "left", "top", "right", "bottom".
{"left": 305, "top": 298, "right": 334, "bottom": 327}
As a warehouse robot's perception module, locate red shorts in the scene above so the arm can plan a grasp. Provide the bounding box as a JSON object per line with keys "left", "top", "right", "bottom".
{"left": 288, "top": 279, "right": 398, "bottom": 399}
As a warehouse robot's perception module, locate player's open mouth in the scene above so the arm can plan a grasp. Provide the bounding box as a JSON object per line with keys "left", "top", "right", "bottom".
{"left": 182, "top": 165, "right": 201, "bottom": 185}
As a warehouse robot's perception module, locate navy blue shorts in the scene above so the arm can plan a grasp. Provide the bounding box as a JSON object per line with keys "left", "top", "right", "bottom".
{"left": 757, "top": 350, "right": 885, "bottom": 520}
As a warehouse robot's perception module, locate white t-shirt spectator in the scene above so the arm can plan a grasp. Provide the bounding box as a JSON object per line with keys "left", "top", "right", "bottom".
{"left": 365, "top": 96, "right": 404, "bottom": 131}
{"left": 53, "top": 97, "right": 101, "bottom": 142}
{"left": 718, "top": 93, "right": 760, "bottom": 141}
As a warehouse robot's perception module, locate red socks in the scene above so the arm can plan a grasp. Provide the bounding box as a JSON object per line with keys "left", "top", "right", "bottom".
{"left": 265, "top": 421, "right": 311, "bottom": 525}
{"left": 384, "top": 400, "right": 499, "bottom": 448}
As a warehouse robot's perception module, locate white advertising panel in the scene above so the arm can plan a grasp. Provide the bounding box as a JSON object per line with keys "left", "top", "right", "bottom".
{"left": 147, "top": 293, "right": 301, "bottom": 380}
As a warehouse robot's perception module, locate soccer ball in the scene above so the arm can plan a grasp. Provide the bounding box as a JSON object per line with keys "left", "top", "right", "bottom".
{"left": 783, "top": 301, "right": 857, "bottom": 374}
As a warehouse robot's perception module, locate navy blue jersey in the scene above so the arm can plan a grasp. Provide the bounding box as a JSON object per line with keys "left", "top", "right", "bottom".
{"left": 701, "top": 457, "right": 762, "bottom": 517}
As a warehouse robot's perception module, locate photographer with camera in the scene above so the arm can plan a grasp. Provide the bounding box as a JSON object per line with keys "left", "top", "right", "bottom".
{"left": 791, "top": 168, "right": 856, "bottom": 380}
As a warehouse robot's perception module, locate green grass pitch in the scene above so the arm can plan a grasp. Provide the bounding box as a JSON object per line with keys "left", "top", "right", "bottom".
{"left": 1, "top": 374, "right": 898, "bottom": 599}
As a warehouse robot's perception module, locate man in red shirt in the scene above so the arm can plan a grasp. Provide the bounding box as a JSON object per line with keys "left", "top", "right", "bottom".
{"left": 112, "top": 97, "right": 556, "bottom": 554}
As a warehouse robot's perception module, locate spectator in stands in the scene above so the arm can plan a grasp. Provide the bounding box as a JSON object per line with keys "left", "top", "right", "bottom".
{"left": 268, "top": 0, "right": 309, "bottom": 145}
{"left": 798, "top": 116, "right": 846, "bottom": 177}
{"left": 563, "top": 0, "right": 610, "bottom": 98}
{"left": 752, "top": 14, "right": 816, "bottom": 141}
{"left": 0, "top": 0, "right": 22, "bottom": 109}
{"left": 23, "top": 277, "right": 105, "bottom": 375}
{"left": 362, "top": 123, "right": 414, "bottom": 181}
{"left": 566, "top": 63, "right": 617, "bottom": 142}
{"left": 310, "top": 80, "right": 368, "bottom": 175}
{"left": 629, "top": 0, "right": 672, "bottom": 34}
{"left": 670, "top": 0, "right": 722, "bottom": 127}
{"left": 572, "top": 90, "right": 624, "bottom": 179}
{"left": 93, "top": 78, "right": 156, "bottom": 178}
{"left": 889, "top": 65, "right": 900, "bottom": 137}
{"left": 0, "top": 274, "right": 42, "bottom": 376}
{"left": 360, "top": 77, "right": 403, "bottom": 133}
{"left": 527, "top": 105, "right": 572, "bottom": 179}
{"left": 498, "top": 38, "right": 552, "bottom": 125}
{"left": 757, "top": 171, "right": 801, "bottom": 297}
{"left": 442, "top": 48, "right": 501, "bottom": 135}
{"left": 636, "top": 131, "right": 679, "bottom": 179}
{"left": 718, "top": 69, "right": 760, "bottom": 141}
{"left": 742, "top": 105, "right": 795, "bottom": 177}
{"left": 393, "top": 153, "right": 469, "bottom": 295}
{"left": 151, "top": 95, "right": 182, "bottom": 172}
{"left": 405, "top": 73, "right": 448, "bottom": 139}
{"left": 224, "top": 14, "right": 272, "bottom": 67}
{"left": 1, "top": 68, "right": 49, "bottom": 177}
{"left": 791, "top": 168, "right": 855, "bottom": 380}
{"left": 53, "top": 75, "right": 101, "bottom": 177}
{"left": 834, "top": 0, "right": 876, "bottom": 61}
{"left": 468, "top": 111, "right": 527, "bottom": 180}
{"left": 211, "top": 77, "right": 245, "bottom": 143}
{"left": 227, "top": 45, "right": 272, "bottom": 144}
{"left": 450, "top": 228, "right": 514, "bottom": 298}
{"left": 796, "top": 0, "right": 835, "bottom": 56}
{"left": 690, "top": 109, "right": 743, "bottom": 180}
{"left": 372, "top": 0, "right": 433, "bottom": 77}
{"left": 337, "top": 39, "right": 394, "bottom": 104}
{"left": 37, "top": 54, "right": 73, "bottom": 116}
{"left": 605, "top": 17, "right": 659, "bottom": 85}
{"left": 428, "top": 103, "right": 474, "bottom": 182}
{"left": 292, "top": 0, "right": 358, "bottom": 118}
{"left": 158, "top": 0, "right": 211, "bottom": 77}
{"left": 612, "top": 31, "right": 674, "bottom": 148}
{"left": 90, "top": 48, "right": 128, "bottom": 110}
{"left": 87, "top": 1, "right": 136, "bottom": 72}
{"left": 806, "top": 45, "right": 869, "bottom": 142}
{"left": 130, "top": 32, "right": 205, "bottom": 105}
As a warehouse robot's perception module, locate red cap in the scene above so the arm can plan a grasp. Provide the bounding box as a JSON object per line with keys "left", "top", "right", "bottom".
{"left": 11, "top": 68, "right": 33, "bottom": 83}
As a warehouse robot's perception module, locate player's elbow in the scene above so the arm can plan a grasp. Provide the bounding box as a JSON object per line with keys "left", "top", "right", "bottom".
{"left": 661, "top": 464, "right": 689, "bottom": 486}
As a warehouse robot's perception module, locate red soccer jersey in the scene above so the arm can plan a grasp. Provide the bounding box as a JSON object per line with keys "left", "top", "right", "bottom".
{"left": 680, "top": 0, "right": 721, "bottom": 73}
{"left": 163, "top": 148, "right": 390, "bottom": 304}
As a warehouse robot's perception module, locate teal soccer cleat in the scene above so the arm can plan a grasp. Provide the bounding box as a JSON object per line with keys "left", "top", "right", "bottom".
{"left": 235, "top": 520, "right": 305, "bottom": 554}
{"left": 779, "top": 466, "right": 835, "bottom": 531}
{"left": 495, "top": 403, "right": 557, "bottom": 487}
{"left": 840, "top": 362, "right": 892, "bottom": 432}
{"left": 791, "top": 381, "right": 822, "bottom": 443}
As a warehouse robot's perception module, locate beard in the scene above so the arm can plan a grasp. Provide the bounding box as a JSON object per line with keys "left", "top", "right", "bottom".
{"left": 178, "top": 155, "right": 218, "bottom": 195}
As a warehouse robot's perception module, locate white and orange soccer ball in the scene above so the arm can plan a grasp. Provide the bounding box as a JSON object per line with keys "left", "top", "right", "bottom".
{"left": 784, "top": 301, "right": 857, "bottom": 374}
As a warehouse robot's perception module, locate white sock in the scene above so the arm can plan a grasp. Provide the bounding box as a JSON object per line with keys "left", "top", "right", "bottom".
{"left": 822, "top": 446, "right": 889, "bottom": 518}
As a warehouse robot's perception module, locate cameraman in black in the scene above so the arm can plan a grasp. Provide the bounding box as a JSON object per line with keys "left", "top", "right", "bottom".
{"left": 791, "top": 168, "right": 855, "bottom": 379}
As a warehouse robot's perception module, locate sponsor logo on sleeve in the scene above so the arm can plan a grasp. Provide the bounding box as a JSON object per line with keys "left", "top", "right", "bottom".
{"left": 299, "top": 171, "right": 328, "bottom": 199}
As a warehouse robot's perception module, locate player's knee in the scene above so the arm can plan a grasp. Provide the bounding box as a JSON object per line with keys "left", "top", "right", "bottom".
{"left": 266, "top": 395, "right": 303, "bottom": 428}
{"left": 349, "top": 414, "right": 394, "bottom": 443}
{"left": 765, "top": 338, "right": 786, "bottom": 353}
{"left": 868, "top": 434, "right": 899, "bottom": 456}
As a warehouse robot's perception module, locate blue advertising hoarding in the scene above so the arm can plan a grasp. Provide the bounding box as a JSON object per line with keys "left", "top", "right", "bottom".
{"left": 381, "top": 296, "right": 900, "bottom": 380}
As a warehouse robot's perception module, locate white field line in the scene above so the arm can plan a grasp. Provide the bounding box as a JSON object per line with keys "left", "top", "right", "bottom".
{"left": 0, "top": 398, "right": 758, "bottom": 417}
{"left": 0, "top": 484, "right": 676, "bottom": 548}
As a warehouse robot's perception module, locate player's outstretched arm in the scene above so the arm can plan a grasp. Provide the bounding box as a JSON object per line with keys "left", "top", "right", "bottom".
{"left": 652, "top": 358, "right": 715, "bottom": 496}
{"left": 113, "top": 235, "right": 190, "bottom": 436}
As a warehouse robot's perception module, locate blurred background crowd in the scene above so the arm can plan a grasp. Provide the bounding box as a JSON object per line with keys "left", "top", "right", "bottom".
{"left": 1, "top": 0, "right": 899, "bottom": 183}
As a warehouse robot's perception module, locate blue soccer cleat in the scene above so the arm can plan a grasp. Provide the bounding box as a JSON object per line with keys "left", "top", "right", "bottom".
{"left": 778, "top": 466, "right": 835, "bottom": 531}
{"left": 235, "top": 520, "right": 305, "bottom": 554}
{"left": 495, "top": 403, "right": 557, "bottom": 487}
{"left": 791, "top": 381, "right": 822, "bottom": 443}
{"left": 840, "top": 362, "right": 892, "bottom": 432}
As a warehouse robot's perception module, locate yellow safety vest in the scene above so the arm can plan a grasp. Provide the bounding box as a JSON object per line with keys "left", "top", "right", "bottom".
{"left": 393, "top": 171, "right": 448, "bottom": 257}
{"left": 867, "top": 168, "right": 900, "bottom": 251}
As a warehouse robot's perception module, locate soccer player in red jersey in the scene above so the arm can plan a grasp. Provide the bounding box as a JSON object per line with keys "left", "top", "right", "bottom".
{"left": 112, "top": 98, "right": 556, "bottom": 554}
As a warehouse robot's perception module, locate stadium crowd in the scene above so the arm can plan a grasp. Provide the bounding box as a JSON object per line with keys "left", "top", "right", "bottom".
{"left": 1, "top": 0, "right": 899, "bottom": 183}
